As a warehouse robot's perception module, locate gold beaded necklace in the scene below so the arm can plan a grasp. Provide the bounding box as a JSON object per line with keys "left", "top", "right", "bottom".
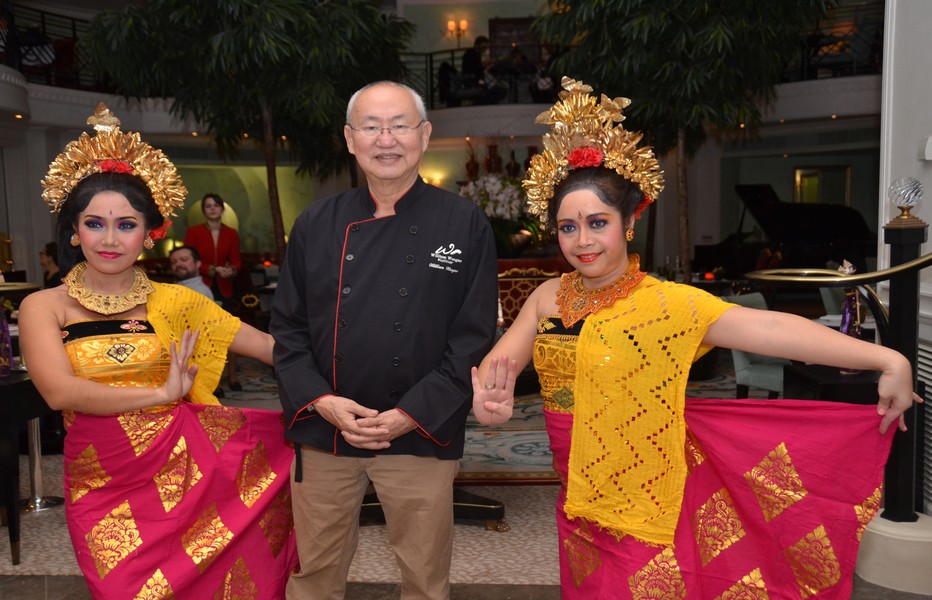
{"left": 556, "top": 254, "right": 646, "bottom": 327}
{"left": 63, "top": 262, "right": 155, "bottom": 315}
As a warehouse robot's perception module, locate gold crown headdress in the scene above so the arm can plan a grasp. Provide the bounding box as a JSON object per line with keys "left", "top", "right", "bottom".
{"left": 523, "top": 77, "right": 664, "bottom": 224}
{"left": 41, "top": 103, "right": 187, "bottom": 219}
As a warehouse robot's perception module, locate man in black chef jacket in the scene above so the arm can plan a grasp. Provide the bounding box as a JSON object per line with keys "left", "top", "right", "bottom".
{"left": 271, "top": 81, "right": 498, "bottom": 600}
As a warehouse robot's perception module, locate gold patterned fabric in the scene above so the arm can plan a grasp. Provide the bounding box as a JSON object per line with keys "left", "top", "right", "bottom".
{"left": 133, "top": 569, "right": 175, "bottom": 599}
{"left": 784, "top": 525, "right": 841, "bottom": 596}
{"left": 628, "top": 547, "right": 686, "bottom": 599}
{"left": 743, "top": 442, "right": 808, "bottom": 522}
{"left": 692, "top": 488, "right": 747, "bottom": 566}
{"left": 86, "top": 500, "right": 143, "bottom": 580}
{"left": 61, "top": 306, "right": 296, "bottom": 599}
{"left": 534, "top": 273, "right": 894, "bottom": 599}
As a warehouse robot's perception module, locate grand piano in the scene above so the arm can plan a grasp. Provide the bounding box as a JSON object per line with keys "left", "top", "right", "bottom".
{"left": 694, "top": 184, "right": 878, "bottom": 278}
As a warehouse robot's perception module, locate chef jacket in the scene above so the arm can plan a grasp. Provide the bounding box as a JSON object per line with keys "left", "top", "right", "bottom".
{"left": 271, "top": 177, "right": 498, "bottom": 459}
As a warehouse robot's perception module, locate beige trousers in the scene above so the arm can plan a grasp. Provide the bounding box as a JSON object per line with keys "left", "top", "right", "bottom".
{"left": 286, "top": 446, "right": 458, "bottom": 600}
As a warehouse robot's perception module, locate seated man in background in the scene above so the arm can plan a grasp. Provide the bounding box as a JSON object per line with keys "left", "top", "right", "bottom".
{"left": 170, "top": 245, "right": 214, "bottom": 300}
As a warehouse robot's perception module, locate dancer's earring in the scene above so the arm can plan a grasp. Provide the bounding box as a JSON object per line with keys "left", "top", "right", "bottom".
{"left": 625, "top": 228, "right": 635, "bottom": 242}
{"left": 69, "top": 233, "right": 80, "bottom": 247}
{"left": 143, "top": 236, "right": 155, "bottom": 250}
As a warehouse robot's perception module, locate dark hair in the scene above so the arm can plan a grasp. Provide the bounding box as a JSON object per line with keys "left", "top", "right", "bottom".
{"left": 43, "top": 241, "right": 58, "bottom": 267}
{"left": 201, "top": 193, "right": 225, "bottom": 214}
{"left": 56, "top": 172, "right": 164, "bottom": 274}
{"left": 548, "top": 167, "right": 644, "bottom": 227}
{"left": 475, "top": 35, "right": 490, "bottom": 48}
{"left": 170, "top": 244, "right": 201, "bottom": 262}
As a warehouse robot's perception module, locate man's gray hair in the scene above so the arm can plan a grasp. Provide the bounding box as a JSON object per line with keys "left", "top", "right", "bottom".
{"left": 346, "top": 81, "right": 427, "bottom": 124}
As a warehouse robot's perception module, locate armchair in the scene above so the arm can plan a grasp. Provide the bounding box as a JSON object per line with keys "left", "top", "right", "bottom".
{"left": 722, "top": 292, "right": 790, "bottom": 399}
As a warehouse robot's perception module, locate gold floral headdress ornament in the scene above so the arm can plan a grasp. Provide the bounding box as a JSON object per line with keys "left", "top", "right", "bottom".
{"left": 41, "top": 103, "right": 187, "bottom": 220}
{"left": 523, "top": 77, "right": 664, "bottom": 225}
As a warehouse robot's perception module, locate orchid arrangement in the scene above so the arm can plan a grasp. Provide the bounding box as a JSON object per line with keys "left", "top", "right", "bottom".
{"left": 459, "top": 174, "right": 527, "bottom": 221}
{"left": 459, "top": 174, "right": 548, "bottom": 257}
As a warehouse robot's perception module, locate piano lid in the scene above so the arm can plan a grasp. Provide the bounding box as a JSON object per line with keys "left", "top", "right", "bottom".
{"left": 693, "top": 185, "right": 877, "bottom": 278}
{"left": 736, "top": 184, "right": 875, "bottom": 243}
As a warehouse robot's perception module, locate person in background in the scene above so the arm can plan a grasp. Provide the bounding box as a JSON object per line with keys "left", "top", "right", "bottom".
{"left": 461, "top": 35, "right": 506, "bottom": 105}
{"left": 169, "top": 244, "right": 214, "bottom": 300}
{"left": 529, "top": 45, "right": 562, "bottom": 104}
{"left": 184, "top": 193, "right": 243, "bottom": 390}
{"left": 18, "top": 103, "right": 295, "bottom": 598}
{"left": 271, "top": 81, "right": 498, "bottom": 600}
{"left": 471, "top": 78, "right": 921, "bottom": 599}
{"left": 39, "top": 241, "right": 63, "bottom": 288}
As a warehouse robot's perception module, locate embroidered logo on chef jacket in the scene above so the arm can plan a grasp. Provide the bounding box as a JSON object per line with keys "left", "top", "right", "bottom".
{"left": 429, "top": 243, "right": 463, "bottom": 273}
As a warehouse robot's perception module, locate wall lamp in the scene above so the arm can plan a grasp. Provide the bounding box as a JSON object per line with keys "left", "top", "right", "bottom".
{"left": 447, "top": 19, "right": 468, "bottom": 47}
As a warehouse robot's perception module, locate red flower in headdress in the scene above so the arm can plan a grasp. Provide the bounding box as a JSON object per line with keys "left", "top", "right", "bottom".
{"left": 633, "top": 194, "right": 653, "bottom": 220}
{"left": 97, "top": 159, "right": 134, "bottom": 174}
{"left": 567, "top": 147, "right": 604, "bottom": 169}
{"left": 148, "top": 220, "right": 172, "bottom": 240}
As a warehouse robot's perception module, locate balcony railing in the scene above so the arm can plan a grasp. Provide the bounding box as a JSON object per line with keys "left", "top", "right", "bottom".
{"left": 403, "top": 46, "right": 555, "bottom": 111}
{"left": 0, "top": 1, "right": 885, "bottom": 107}
{"left": 791, "top": 0, "right": 884, "bottom": 81}
{"left": 1, "top": 3, "right": 103, "bottom": 91}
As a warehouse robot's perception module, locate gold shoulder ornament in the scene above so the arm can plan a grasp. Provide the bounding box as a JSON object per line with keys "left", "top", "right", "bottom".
{"left": 523, "top": 77, "right": 665, "bottom": 225}
{"left": 41, "top": 103, "right": 187, "bottom": 219}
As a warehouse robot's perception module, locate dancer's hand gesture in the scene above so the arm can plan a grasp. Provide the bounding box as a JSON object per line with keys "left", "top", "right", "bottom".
{"left": 471, "top": 356, "right": 518, "bottom": 425}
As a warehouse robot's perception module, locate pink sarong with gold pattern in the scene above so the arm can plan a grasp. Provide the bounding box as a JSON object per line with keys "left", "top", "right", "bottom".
{"left": 548, "top": 400, "right": 893, "bottom": 599}
{"left": 61, "top": 315, "right": 296, "bottom": 599}
{"left": 534, "top": 280, "right": 894, "bottom": 599}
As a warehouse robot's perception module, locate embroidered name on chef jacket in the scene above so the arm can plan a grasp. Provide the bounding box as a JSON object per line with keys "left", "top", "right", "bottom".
{"left": 429, "top": 243, "right": 463, "bottom": 274}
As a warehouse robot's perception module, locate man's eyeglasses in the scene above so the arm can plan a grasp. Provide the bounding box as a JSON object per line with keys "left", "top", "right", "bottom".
{"left": 346, "top": 120, "right": 425, "bottom": 138}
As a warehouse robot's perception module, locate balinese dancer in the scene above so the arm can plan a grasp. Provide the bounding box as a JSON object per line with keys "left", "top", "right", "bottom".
{"left": 19, "top": 104, "right": 296, "bottom": 599}
{"left": 472, "top": 78, "right": 920, "bottom": 599}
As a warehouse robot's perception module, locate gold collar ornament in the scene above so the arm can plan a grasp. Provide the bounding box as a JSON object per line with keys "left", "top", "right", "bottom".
{"left": 63, "top": 262, "right": 156, "bottom": 315}
{"left": 556, "top": 254, "right": 646, "bottom": 328}
{"left": 523, "top": 78, "right": 665, "bottom": 225}
{"left": 41, "top": 103, "right": 187, "bottom": 219}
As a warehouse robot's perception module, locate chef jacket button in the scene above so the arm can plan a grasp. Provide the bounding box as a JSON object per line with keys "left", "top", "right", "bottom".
{"left": 338, "top": 318, "right": 347, "bottom": 328}
{"left": 342, "top": 286, "right": 351, "bottom": 295}
{"left": 398, "top": 288, "right": 408, "bottom": 297}
{"left": 392, "top": 356, "right": 400, "bottom": 367}
{"left": 334, "top": 352, "right": 344, "bottom": 362}
{"left": 393, "top": 322, "right": 403, "bottom": 332}
{"left": 405, "top": 254, "right": 415, "bottom": 264}
{"left": 351, "top": 224, "right": 360, "bottom": 232}
{"left": 409, "top": 226, "right": 418, "bottom": 235}
{"left": 389, "top": 390, "right": 400, "bottom": 400}
{"left": 346, "top": 254, "right": 354, "bottom": 261}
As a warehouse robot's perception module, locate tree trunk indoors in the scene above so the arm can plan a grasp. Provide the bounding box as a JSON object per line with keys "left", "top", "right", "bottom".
{"left": 262, "top": 104, "right": 287, "bottom": 264}
{"left": 676, "top": 129, "right": 692, "bottom": 282}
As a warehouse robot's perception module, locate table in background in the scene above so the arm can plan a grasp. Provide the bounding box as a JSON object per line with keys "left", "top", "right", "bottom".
{"left": 0, "top": 371, "right": 54, "bottom": 565}
{"left": 0, "top": 282, "right": 41, "bottom": 303}
{"left": 690, "top": 278, "right": 739, "bottom": 297}
{"left": 783, "top": 362, "right": 880, "bottom": 404}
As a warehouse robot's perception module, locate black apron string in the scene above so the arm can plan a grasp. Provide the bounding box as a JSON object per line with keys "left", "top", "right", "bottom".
{"left": 293, "top": 442, "right": 303, "bottom": 483}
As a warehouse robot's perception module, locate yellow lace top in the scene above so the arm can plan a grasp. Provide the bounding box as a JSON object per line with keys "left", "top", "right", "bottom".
{"left": 62, "top": 282, "right": 240, "bottom": 407}
{"left": 537, "top": 275, "right": 734, "bottom": 545}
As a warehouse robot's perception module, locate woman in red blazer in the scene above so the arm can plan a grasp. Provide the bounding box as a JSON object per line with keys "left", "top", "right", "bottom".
{"left": 184, "top": 193, "right": 242, "bottom": 299}
{"left": 184, "top": 193, "right": 243, "bottom": 391}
